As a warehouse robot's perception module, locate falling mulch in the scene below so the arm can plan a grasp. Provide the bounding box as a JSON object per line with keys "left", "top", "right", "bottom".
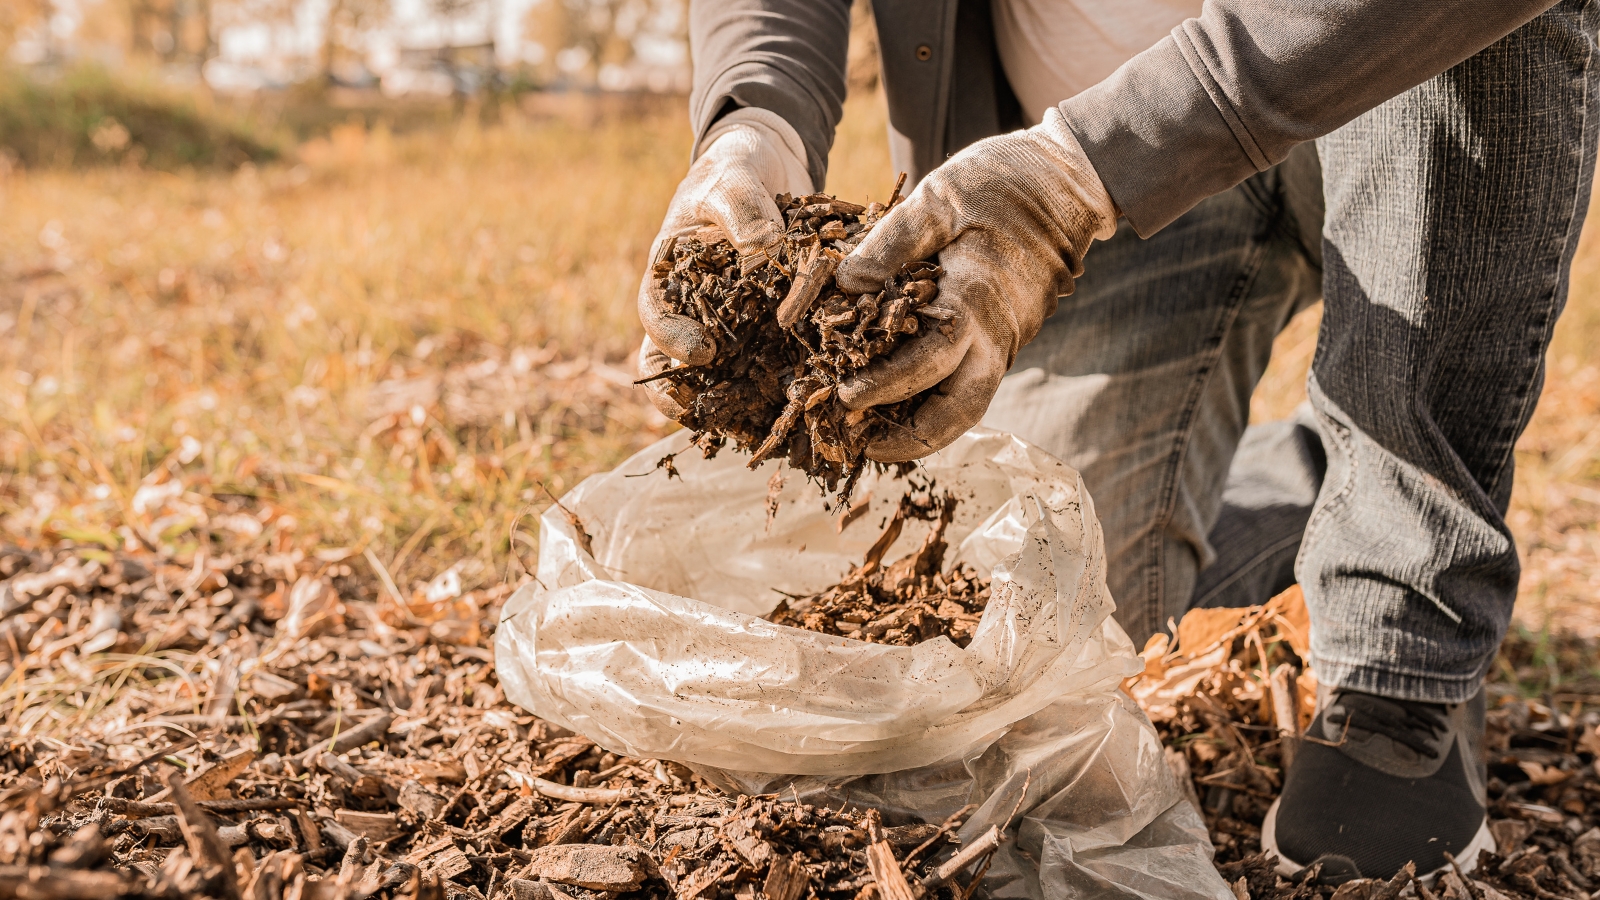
{"left": 1130, "top": 588, "right": 1600, "bottom": 900}
{"left": 644, "top": 184, "right": 950, "bottom": 501}
{"left": 0, "top": 543, "right": 1002, "bottom": 900}
{"left": 765, "top": 486, "right": 990, "bottom": 648}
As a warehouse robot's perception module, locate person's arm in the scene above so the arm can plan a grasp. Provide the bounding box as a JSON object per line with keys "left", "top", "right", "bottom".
{"left": 688, "top": 0, "right": 852, "bottom": 190}
{"left": 634, "top": 0, "right": 851, "bottom": 416}
{"left": 1065, "top": 0, "right": 1556, "bottom": 235}
{"left": 833, "top": 0, "right": 1559, "bottom": 462}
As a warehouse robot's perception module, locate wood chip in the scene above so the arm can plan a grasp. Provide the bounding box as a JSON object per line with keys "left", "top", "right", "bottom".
{"left": 523, "top": 844, "right": 650, "bottom": 892}
{"left": 762, "top": 853, "right": 810, "bottom": 900}
{"left": 334, "top": 809, "right": 402, "bottom": 842}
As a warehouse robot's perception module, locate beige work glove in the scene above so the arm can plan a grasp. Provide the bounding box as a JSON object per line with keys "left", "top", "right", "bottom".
{"left": 833, "top": 108, "right": 1118, "bottom": 462}
{"left": 637, "top": 108, "right": 813, "bottom": 419}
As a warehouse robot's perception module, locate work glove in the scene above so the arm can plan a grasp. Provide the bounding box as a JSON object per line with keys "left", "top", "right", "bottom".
{"left": 637, "top": 107, "right": 813, "bottom": 419}
{"left": 834, "top": 108, "right": 1119, "bottom": 462}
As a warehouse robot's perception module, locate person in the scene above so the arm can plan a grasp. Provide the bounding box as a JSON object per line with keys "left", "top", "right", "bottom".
{"left": 635, "top": 0, "right": 1600, "bottom": 884}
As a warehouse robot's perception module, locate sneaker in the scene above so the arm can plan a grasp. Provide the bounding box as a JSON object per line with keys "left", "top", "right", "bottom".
{"left": 1260, "top": 686, "right": 1495, "bottom": 883}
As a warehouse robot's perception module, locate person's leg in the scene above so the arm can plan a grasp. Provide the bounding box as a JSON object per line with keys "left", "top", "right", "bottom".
{"left": 1189, "top": 403, "right": 1325, "bottom": 610}
{"left": 982, "top": 144, "right": 1323, "bottom": 646}
{"left": 1302, "top": 0, "right": 1600, "bottom": 706}
{"left": 1264, "top": 0, "right": 1600, "bottom": 881}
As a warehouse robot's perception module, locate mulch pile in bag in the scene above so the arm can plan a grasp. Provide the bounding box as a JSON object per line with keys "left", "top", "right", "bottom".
{"left": 765, "top": 485, "right": 991, "bottom": 648}
{"left": 1131, "top": 588, "right": 1600, "bottom": 900}
{"left": 645, "top": 185, "right": 948, "bottom": 501}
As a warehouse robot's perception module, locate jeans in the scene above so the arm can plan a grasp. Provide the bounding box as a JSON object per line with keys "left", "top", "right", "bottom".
{"left": 983, "top": 0, "right": 1600, "bottom": 703}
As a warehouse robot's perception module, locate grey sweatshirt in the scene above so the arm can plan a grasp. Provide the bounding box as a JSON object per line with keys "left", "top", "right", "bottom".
{"left": 690, "top": 0, "right": 1556, "bottom": 235}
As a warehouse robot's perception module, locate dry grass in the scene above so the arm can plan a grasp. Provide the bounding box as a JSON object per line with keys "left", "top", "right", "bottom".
{"left": 0, "top": 97, "right": 698, "bottom": 592}
{"left": 0, "top": 83, "right": 1593, "bottom": 641}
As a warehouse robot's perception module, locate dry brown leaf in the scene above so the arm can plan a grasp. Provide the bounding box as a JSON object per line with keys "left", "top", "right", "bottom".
{"left": 1176, "top": 607, "right": 1250, "bottom": 658}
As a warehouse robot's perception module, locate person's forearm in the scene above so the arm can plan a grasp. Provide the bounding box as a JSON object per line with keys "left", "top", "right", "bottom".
{"left": 689, "top": 0, "right": 852, "bottom": 190}
{"left": 1062, "top": 0, "right": 1556, "bottom": 236}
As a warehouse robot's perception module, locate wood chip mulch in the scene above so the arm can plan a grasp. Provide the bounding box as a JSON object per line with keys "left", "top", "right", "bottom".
{"left": 1, "top": 542, "right": 1596, "bottom": 900}
{"left": 1132, "top": 588, "right": 1600, "bottom": 900}
{"left": 0, "top": 544, "right": 997, "bottom": 900}
{"left": 765, "top": 486, "right": 990, "bottom": 648}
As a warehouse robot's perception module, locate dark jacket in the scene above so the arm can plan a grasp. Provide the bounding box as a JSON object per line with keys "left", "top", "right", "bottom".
{"left": 689, "top": 0, "right": 1556, "bottom": 235}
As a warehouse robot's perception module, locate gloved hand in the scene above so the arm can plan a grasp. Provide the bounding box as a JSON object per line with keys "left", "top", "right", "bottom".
{"left": 637, "top": 108, "right": 813, "bottom": 419}
{"left": 834, "top": 108, "right": 1118, "bottom": 462}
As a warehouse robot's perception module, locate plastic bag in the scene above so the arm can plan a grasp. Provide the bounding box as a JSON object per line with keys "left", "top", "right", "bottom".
{"left": 705, "top": 692, "right": 1230, "bottom": 900}
{"left": 495, "top": 428, "right": 1232, "bottom": 900}
{"left": 497, "top": 428, "right": 1134, "bottom": 774}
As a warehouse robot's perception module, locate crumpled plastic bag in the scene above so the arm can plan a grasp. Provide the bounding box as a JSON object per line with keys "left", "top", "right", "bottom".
{"left": 706, "top": 692, "right": 1229, "bottom": 900}
{"left": 495, "top": 428, "right": 1232, "bottom": 900}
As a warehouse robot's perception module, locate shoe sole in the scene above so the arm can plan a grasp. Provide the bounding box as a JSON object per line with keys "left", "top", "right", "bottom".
{"left": 1259, "top": 797, "right": 1496, "bottom": 882}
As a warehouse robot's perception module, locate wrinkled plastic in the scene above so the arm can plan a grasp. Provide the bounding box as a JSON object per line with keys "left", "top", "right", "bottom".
{"left": 495, "top": 428, "right": 1232, "bottom": 900}
{"left": 705, "top": 692, "right": 1230, "bottom": 900}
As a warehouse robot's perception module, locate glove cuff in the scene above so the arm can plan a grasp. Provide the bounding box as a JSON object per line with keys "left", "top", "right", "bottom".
{"left": 700, "top": 107, "right": 815, "bottom": 198}
{"left": 1035, "top": 108, "right": 1120, "bottom": 242}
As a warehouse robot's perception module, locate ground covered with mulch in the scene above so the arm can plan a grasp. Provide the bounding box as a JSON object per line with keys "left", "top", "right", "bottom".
{"left": 1132, "top": 591, "right": 1600, "bottom": 900}
{"left": 0, "top": 542, "right": 1595, "bottom": 900}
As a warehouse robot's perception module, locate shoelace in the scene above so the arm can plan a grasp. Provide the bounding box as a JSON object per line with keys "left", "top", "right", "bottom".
{"left": 1326, "top": 692, "right": 1450, "bottom": 758}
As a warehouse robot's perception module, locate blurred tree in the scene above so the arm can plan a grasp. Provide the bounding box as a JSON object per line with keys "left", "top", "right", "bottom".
{"left": 113, "top": 0, "right": 224, "bottom": 67}
{"left": 523, "top": 0, "right": 683, "bottom": 88}
{"left": 2, "top": 0, "right": 57, "bottom": 63}
{"left": 317, "top": 0, "right": 392, "bottom": 84}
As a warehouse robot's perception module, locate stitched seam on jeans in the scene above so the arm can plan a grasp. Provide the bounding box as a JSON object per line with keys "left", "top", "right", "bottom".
{"left": 1296, "top": 383, "right": 1357, "bottom": 575}
{"left": 1191, "top": 532, "right": 1303, "bottom": 608}
{"left": 1145, "top": 238, "right": 1271, "bottom": 638}
{"left": 1485, "top": 30, "right": 1596, "bottom": 495}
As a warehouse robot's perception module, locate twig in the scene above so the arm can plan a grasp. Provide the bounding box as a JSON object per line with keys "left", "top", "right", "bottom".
{"left": 1269, "top": 663, "right": 1300, "bottom": 769}
{"left": 902, "top": 803, "right": 976, "bottom": 871}
{"left": 958, "top": 848, "right": 995, "bottom": 900}
{"left": 921, "top": 825, "right": 1001, "bottom": 889}
{"left": 104, "top": 796, "right": 302, "bottom": 818}
{"left": 364, "top": 546, "right": 416, "bottom": 625}
{"left": 294, "top": 713, "right": 392, "bottom": 764}
{"left": 633, "top": 365, "right": 696, "bottom": 385}
{"left": 887, "top": 173, "right": 908, "bottom": 209}
{"left": 166, "top": 771, "right": 242, "bottom": 900}
{"left": 539, "top": 483, "right": 595, "bottom": 558}
{"left": 515, "top": 773, "right": 632, "bottom": 805}
{"left": 1003, "top": 770, "right": 1033, "bottom": 832}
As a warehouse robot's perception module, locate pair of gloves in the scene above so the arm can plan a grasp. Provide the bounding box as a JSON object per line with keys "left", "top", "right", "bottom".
{"left": 638, "top": 106, "right": 1118, "bottom": 462}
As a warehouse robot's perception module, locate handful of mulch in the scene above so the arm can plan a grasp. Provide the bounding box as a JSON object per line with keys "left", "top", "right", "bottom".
{"left": 768, "top": 486, "right": 991, "bottom": 648}
{"left": 645, "top": 181, "right": 955, "bottom": 502}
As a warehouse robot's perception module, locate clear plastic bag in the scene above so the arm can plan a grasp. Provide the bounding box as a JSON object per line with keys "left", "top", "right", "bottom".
{"left": 704, "top": 692, "right": 1230, "bottom": 900}
{"left": 494, "top": 428, "right": 1232, "bottom": 900}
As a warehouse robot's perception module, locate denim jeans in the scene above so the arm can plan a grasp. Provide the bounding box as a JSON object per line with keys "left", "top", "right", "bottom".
{"left": 983, "top": 0, "right": 1600, "bottom": 703}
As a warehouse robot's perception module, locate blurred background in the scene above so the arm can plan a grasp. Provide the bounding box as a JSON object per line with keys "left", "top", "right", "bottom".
{"left": 0, "top": 0, "right": 1593, "bottom": 685}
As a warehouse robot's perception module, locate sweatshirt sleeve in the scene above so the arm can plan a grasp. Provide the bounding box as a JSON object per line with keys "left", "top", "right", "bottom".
{"left": 1060, "top": 0, "right": 1558, "bottom": 236}
{"left": 688, "top": 0, "right": 853, "bottom": 190}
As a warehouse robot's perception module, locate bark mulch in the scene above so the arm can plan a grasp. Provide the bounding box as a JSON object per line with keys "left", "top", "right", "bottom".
{"left": 1, "top": 543, "right": 1595, "bottom": 900}
{"left": 1131, "top": 588, "right": 1600, "bottom": 900}
{"left": 0, "top": 544, "right": 993, "bottom": 900}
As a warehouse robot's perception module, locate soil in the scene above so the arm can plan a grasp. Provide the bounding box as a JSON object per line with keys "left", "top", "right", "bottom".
{"left": 766, "top": 486, "right": 991, "bottom": 648}
{"left": 646, "top": 188, "right": 950, "bottom": 502}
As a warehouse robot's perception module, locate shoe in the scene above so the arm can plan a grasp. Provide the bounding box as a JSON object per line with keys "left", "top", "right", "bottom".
{"left": 1260, "top": 686, "right": 1495, "bottom": 883}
